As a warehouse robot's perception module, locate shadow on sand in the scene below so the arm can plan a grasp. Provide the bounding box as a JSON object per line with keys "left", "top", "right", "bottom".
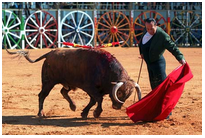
{"left": 2, "top": 115, "right": 150, "bottom": 127}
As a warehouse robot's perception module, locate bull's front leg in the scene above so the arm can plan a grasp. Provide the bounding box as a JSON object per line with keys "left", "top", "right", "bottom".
{"left": 93, "top": 97, "right": 103, "bottom": 118}
{"left": 81, "top": 96, "right": 96, "bottom": 119}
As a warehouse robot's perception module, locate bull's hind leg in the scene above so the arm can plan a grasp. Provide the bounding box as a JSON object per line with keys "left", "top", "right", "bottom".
{"left": 38, "top": 83, "right": 54, "bottom": 117}
{"left": 60, "top": 87, "right": 76, "bottom": 111}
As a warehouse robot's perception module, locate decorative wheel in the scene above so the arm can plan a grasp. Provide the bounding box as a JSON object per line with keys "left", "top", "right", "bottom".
{"left": 2, "top": 10, "right": 22, "bottom": 49}
{"left": 171, "top": 11, "right": 202, "bottom": 47}
{"left": 97, "top": 11, "right": 131, "bottom": 47}
{"left": 24, "top": 10, "right": 58, "bottom": 49}
{"left": 61, "top": 11, "right": 94, "bottom": 46}
{"left": 134, "top": 11, "right": 167, "bottom": 44}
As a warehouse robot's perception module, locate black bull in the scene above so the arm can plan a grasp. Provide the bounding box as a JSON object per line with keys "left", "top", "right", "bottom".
{"left": 6, "top": 47, "right": 141, "bottom": 118}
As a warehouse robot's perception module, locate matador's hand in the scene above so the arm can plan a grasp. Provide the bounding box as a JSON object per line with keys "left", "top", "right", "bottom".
{"left": 179, "top": 59, "right": 186, "bottom": 65}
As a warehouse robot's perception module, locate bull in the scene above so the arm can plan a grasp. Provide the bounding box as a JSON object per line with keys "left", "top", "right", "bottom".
{"left": 5, "top": 47, "right": 141, "bottom": 118}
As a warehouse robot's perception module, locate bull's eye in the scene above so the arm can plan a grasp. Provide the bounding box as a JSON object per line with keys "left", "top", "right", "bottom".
{"left": 117, "top": 91, "right": 123, "bottom": 98}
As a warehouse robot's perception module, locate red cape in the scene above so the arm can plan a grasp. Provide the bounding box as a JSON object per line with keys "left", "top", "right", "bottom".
{"left": 126, "top": 63, "right": 193, "bottom": 122}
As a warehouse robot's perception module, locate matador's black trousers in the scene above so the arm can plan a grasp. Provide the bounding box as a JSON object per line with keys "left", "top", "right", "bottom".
{"left": 146, "top": 56, "right": 167, "bottom": 90}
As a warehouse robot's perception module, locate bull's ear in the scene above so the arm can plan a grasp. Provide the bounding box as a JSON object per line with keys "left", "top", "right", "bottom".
{"left": 111, "top": 82, "right": 117, "bottom": 85}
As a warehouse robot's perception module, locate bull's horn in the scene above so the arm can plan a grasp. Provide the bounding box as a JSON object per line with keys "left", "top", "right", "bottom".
{"left": 112, "top": 82, "right": 124, "bottom": 104}
{"left": 111, "top": 82, "right": 117, "bottom": 85}
{"left": 134, "top": 83, "right": 142, "bottom": 100}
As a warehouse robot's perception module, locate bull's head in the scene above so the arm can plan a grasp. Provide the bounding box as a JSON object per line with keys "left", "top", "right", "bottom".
{"left": 110, "top": 80, "right": 141, "bottom": 109}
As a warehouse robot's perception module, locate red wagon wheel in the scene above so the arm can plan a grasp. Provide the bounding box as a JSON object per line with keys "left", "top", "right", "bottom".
{"left": 134, "top": 11, "right": 167, "bottom": 44}
{"left": 24, "top": 10, "right": 58, "bottom": 49}
{"left": 97, "top": 11, "right": 131, "bottom": 47}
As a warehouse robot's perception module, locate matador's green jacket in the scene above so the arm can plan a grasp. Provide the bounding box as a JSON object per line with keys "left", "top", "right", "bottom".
{"left": 139, "top": 27, "right": 184, "bottom": 63}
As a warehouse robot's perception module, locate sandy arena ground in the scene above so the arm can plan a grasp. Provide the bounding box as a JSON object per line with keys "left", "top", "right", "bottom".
{"left": 2, "top": 47, "right": 202, "bottom": 135}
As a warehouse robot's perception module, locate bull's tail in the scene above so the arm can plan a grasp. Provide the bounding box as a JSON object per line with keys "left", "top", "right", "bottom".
{"left": 24, "top": 52, "right": 49, "bottom": 63}
{"left": 5, "top": 45, "right": 48, "bottom": 63}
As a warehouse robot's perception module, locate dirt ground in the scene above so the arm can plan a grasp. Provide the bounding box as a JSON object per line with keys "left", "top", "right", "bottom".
{"left": 1, "top": 47, "right": 202, "bottom": 135}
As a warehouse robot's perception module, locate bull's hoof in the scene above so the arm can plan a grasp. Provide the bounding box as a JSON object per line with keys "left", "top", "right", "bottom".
{"left": 37, "top": 110, "right": 46, "bottom": 118}
{"left": 93, "top": 109, "right": 102, "bottom": 118}
{"left": 70, "top": 104, "right": 76, "bottom": 111}
{"left": 81, "top": 112, "right": 88, "bottom": 119}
